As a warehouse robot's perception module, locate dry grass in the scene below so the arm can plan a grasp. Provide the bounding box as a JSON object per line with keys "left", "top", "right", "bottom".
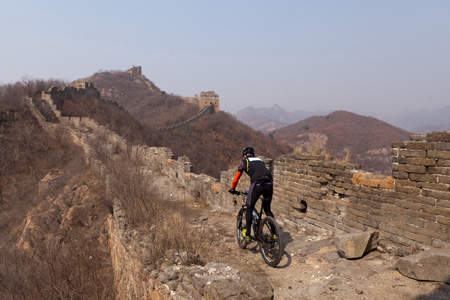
{"left": 294, "top": 143, "right": 351, "bottom": 164}
{"left": 92, "top": 143, "right": 207, "bottom": 268}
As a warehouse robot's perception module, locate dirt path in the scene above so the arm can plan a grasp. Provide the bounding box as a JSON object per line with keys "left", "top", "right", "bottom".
{"left": 185, "top": 204, "right": 450, "bottom": 300}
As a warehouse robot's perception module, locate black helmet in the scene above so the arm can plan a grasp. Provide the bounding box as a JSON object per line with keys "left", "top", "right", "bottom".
{"left": 243, "top": 147, "right": 255, "bottom": 156}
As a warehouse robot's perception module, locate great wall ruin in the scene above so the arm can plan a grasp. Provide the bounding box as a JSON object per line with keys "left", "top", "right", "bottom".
{"left": 26, "top": 82, "right": 450, "bottom": 298}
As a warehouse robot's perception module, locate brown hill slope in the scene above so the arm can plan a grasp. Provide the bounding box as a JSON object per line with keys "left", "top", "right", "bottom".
{"left": 162, "top": 112, "right": 292, "bottom": 177}
{"left": 74, "top": 68, "right": 292, "bottom": 178}
{"left": 79, "top": 70, "right": 199, "bottom": 128}
{"left": 0, "top": 80, "right": 114, "bottom": 298}
{"left": 272, "top": 110, "right": 412, "bottom": 174}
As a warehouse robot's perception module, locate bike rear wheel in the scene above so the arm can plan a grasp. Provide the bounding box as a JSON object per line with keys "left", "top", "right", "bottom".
{"left": 236, "top": 208, "right": 248, "bottom": 249}
{"left": 259, "top": 216, "right": 283, "bottom": 267}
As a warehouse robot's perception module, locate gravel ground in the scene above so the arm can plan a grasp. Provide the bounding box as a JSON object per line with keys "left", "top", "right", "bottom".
{"left": 187, "top": 205, "right": 450, "bottom": 300}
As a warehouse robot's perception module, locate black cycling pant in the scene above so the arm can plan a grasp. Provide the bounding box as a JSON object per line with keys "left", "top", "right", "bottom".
{"left": 246, "top": 181, "right": 274, "bottom": 234}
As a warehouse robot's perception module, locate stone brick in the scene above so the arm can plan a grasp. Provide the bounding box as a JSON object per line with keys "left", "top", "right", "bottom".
{"left": 354, "top": 203, "right": 381, "bottom": 216}
{"left": 397, "top": 214, "right": 424, "bottom": 228}
{"left": 405, "top": 141, "right": 428, "bottom": 150}
{"left": 427, "top": 131, "right": 450, "bottom": 142}
{"left": 395, "top": 179, "right": 419, "bottom": 188}
{"left": 403, "top": 231, "right": 432, "bottom": 245}
{"left": 382, "top": 203, "right": 409, "bottom": 215}
{"left": 407, "top": 209, "right": 437, "bottom": 222}
{"left": 437, "top": 176, "right": 450, "bottom": 184}
{"left": 415, "top": 228, "right": 448, "bottom": 240}
{"left": 410, "top": 134, "right": 426, "bottom": 141}
{"left": 394, "top": 200, "right": 422, "bottom": 210}
{"left": 420, "top": 182, "right": 449, "bottom": 192}
{"left": 423, "top": 221, "right": 445, "bottom": 235}
{"left": 408, "top": 173, "right": 438, "bottom": 183}
{"left": 406, "top": 157, "right": 437, "bottom": 166}
{"left": 380, "top": 189, "right": 406, "bottom": 200}
{"left": 336, "top": 197, "right": 352, "bottom": 207}
{"left": 404, "top": 194, "right": 436, "bottom": 206}
{"left": 437, "top": 216, "right": 450, "bottom": 225}
{"left": 436, "top": 199, "right": 450, "bottom": 209}
{"left": 392, "top": 171, "right": 408, "bottom": 180}
{"left": 356, "top": 216, "right": 379, "bottom": 229}
{"left": 422, "top": 205, "right": 450, "bottom": 218}
{"left": 435, "top": 143, "right": 450, "bottom": 151}
{"left": 399, "top": 149, "right": 426, "bottom": 158}
{"left": 379, "top": 223, "right": 403, "bottom": 236}
{"left": 421, "top": 189, "right": 450, "bottom": 201}
{"left": 360, "top": 186, "right": 382, "bottom": 196}
{"left": 428, "top": 151, "right": 450, "bottom": 160}
{"left": 392, "top": 142, "right": 407, "bottom": 148}
{"left": 356, "top": 197, "right": 383, "bottom": 209}
{"left": 398, "top": 164, "right": 427, "bottom": 173}
{"left": 428, "top": 166, "right": 450, "bottom": 176}
{"left": 352, "top": 173, "right": 394, "bottom": 189}
{"left": 437, "top": 159, "right": 450, "bottom": 167}
{"left": 347, "top": 207, "right": 369, "bottom": 218}
{"left": 392, "top": 156, "right": 407, "bottom": 164}
{"left": 394, "top": 185, "right": 421, "bottom": 195}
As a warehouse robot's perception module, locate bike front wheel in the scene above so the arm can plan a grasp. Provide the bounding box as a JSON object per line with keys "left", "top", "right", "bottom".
{"left": 236, "top": 207, "right": 248, "bottom": 249}
{"left": 259, "top": 216, "right": 283, "bottom": 267}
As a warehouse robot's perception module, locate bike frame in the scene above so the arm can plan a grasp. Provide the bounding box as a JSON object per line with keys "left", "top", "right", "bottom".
{"left": 238, "top": 191, "right": 265, "bottom": 241}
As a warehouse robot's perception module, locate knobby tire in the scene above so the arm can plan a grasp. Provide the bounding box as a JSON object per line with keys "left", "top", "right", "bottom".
{"left": 236, "top": 207, "right": 248, "bottom": 249}
{"left": 259, "top": 216, "right": 283, "bottom": 267}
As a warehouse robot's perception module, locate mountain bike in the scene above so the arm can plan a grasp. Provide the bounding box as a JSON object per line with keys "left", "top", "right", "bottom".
{"left": 234, "top": 190, "right": 284, "bottom": 267}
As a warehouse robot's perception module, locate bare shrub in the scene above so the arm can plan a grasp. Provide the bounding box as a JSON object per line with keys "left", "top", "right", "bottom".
{"left": 99, "top": 147, "right": 206, "bottom": 267}
{"left": 0, "top": 235, "right": 114, "bottom": 300}
{"left": 140, "top": 210, "right": 205, "bottom": 268}
{"left": 105, "top": 149, "right": 161, "bottom": 228}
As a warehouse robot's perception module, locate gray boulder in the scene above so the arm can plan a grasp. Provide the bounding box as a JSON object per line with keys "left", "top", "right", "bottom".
{"left": 239, "top": 271, "right": 274, "bottom": 300}
{"left": 335, "top": 231, "right": 378, "bottom": 259}
{"left": 396, "top": 248, "right": 450, "bottom": 283}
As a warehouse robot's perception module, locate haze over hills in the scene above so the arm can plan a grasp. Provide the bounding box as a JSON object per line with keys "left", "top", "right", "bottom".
{"left": 272, "top": 110, "right": 412, "bottom": 174}
{"left": 234, "top": 104, "right": 331, "bottom": 133}
{"left": 378, "top": 105, "right": 450, "bottom": 134}
{"left": 236, "top": 103, "right": 450, "bottom": 135}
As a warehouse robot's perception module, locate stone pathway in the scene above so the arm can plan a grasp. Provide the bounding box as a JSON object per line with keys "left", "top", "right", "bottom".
{"left": 186, "top": 205, "right": 450, "bottom": 300}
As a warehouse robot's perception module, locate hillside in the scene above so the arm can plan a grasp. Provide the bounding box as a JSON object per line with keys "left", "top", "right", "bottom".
{"left": 272, "top": 110, "right": 412, "bottom": 174}
{"left": 75, "top": 68, "right": 292, "bottom": 178}
{"left": 0, "top": 80, "right": 115, "bottom": 298}
{"left": 162, "top": 112, "right": 292, "bottom": 177}
{"left": 79, "top": 69, "right": 200, "bottom": 128}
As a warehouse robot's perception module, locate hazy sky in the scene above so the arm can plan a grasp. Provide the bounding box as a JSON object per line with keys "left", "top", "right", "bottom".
{"left": 1, "top": 0, "right": 449, "bottom": 116}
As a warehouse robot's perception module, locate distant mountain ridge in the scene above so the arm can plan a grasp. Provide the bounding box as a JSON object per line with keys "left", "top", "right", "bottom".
{"left": 236, "top": 103, "right": 450, "bottom": 135}
{"left": 272, "top": 110, "right": 412, "bottom": 174}
{"left": 380, "top": 105, "right": 450, "bottom": 134}
{"left": 234, "top": 104, "right": 331, "bottom": 132}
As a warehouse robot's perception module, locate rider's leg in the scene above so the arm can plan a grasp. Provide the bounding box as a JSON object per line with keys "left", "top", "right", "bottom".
{"left": 246, "top": 182, "right": 259, "bottom": 236}
{"left": 261, "top": 182, "right": 277, "bottom": 234}
{"left": 261, "top": 182, "right": 274, "bottom": 218}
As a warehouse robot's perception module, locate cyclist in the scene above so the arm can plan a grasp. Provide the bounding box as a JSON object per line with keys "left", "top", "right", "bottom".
{"left": 229, "top": 147, "right": 275, "bottom": 242}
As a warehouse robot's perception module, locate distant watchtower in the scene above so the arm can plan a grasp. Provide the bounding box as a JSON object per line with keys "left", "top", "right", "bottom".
{"left": 126, "top": 66, "right": 142, "bottom": 76}
{"left": 196, "top": 91, "right": 219, "bottom": 113}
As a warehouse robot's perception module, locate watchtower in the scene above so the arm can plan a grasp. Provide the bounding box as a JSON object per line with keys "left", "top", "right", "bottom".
{"left": 196, "top": 91, "right": 219, "bottom": 113}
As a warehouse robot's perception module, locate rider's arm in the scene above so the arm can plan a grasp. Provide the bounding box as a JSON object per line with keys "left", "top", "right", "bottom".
{"left": 231, "top": 171, "right": 242, "bottom": 190}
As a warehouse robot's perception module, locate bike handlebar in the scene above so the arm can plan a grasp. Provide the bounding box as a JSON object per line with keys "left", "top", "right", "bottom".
{"left": 229, "top": 189, "right": 248, "bottom": 196}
